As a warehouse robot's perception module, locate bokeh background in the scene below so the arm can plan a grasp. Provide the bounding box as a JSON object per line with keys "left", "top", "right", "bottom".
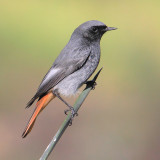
{"left": 1, "top": 0, "right": 160, "bottom": 160}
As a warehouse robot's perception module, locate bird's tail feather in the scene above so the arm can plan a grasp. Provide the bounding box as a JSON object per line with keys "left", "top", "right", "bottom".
{"left": 22, "top": 92, "right": 55, "bottom": 138}
{"left": 26, "top": 96, "right": 36, "bottom": 108}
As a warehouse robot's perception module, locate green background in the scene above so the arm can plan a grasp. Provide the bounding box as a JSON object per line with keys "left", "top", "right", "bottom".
{"left": 1, "top": 0, "right": 160, "bottom": 159}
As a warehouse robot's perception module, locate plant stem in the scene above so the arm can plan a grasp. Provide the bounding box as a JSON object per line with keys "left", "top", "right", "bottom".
{"left": 39, "top": 68, "right": 102, "bottom": 160}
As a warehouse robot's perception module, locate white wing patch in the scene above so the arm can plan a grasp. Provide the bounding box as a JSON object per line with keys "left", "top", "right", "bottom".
{"left": 42, "top": 68, "right": 60, "bottom": 85}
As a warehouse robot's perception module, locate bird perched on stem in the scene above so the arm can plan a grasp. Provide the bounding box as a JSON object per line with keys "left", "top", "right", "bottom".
{"left": 22, "top": 20, "right": 117, "bottom": 138}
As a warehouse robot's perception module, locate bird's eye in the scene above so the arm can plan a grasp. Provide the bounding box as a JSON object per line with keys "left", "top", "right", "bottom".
{"left": 92, "top": 27, "right": 98, "bottom": 33}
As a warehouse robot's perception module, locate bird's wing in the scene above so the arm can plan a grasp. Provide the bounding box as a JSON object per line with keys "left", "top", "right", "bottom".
{"left": 37, "top": 49, "right": 91, "bottom": 96}
{"left": 26, "top": 47, "right": 91, "bottom": 107}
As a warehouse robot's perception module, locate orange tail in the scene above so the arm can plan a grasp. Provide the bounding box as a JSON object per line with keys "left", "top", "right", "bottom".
{"left": 22, "top": 92, "right": 56, "bottom": 138}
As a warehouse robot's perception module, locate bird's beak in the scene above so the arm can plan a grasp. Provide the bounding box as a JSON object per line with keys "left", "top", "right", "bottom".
{"left": 106, "top": 26, "right": 117, "bottom": 31}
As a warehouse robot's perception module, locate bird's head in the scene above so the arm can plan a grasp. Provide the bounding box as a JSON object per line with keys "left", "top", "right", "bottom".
{"left": 71, "top": 20, "right": 117, "bottom": 43}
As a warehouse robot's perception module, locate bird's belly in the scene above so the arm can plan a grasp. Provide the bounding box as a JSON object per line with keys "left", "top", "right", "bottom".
{"left": 54, "top": 68, "right": 90, "bottom": 96}
{"left": 53, "top": 76, "right": 81, "bottom": 96}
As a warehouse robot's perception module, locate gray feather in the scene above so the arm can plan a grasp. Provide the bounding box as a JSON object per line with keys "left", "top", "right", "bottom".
{"left": 34, "top": 47, "right": 91, "bottom": 98}
{"left": 26, "top": 20, "right": 116, "bottom": 107}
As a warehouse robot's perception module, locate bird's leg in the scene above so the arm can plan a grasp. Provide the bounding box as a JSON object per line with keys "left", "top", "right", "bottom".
{"left": 84, "top": 80, "right": 97, "bottom": 90}
{"left": 52, "top": 91, "right": 78, "bottom": 125}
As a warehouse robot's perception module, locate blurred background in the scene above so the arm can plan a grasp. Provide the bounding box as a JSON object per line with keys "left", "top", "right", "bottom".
{"left": 0, "top": 0, "right": 160, "bottom": 160}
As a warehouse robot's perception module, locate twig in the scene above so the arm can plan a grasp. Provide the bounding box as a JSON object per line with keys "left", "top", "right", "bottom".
{"left": 39, "top": 68, "right": 103, "bottom": 160}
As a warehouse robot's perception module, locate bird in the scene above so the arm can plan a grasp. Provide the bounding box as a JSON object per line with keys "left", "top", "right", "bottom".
{"left": 22, "top": 20, "right": 117, "bottom": 138}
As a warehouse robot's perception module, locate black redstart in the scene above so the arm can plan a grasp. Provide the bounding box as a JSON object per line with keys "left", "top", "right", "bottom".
{"left": 22, "top": 20, "right": 117, "bottom": 138}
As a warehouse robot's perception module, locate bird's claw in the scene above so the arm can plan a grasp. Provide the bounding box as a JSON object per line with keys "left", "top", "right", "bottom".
{"left": 64, "top": 107, "right": 78, "bottom": 126}
{"left": 92, "top": 82, "right": 97, "bottom": 90}
{"left": 64, "top": 107, "right": 78, "bottom": 117}
{"left": 64, "top": 109, "right": 69, "bottom": 115}
{"left": 85, "top": 81, "right": 97, "bottom": 90}
{"left": 69, "top": 119, "right": 73, "bottom": 126}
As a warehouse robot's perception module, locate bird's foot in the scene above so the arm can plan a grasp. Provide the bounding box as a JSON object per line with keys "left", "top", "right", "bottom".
{"left": 64, "top": 107, "right": 78, "bottom": 125}
{"left": 85, "top": 80, "right": 97, "bottom": 90}
{"left": 64, "top": 107, "right": 78, "bottom": 116}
